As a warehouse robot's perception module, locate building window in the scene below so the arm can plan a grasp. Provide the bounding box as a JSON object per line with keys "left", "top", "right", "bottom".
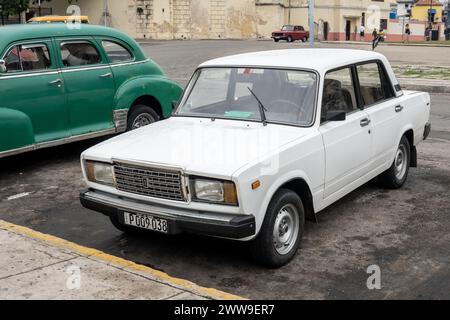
{"left": 380, "top": 19, "right": 388, "bottom": 30}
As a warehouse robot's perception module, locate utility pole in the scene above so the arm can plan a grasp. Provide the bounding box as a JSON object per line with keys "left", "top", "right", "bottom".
{"left": 309, "top": 0, "right": 315, "bottom": 47}
{"left": 288, "top": 0, "right": 291, "bottom": 25}
{"left": 38, "top": 0, "right": 42, "bottom": 17}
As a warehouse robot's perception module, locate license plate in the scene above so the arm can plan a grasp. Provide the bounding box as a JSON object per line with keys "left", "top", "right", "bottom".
{"left": 123, "top": 212, "right": 169, "bottom": 234}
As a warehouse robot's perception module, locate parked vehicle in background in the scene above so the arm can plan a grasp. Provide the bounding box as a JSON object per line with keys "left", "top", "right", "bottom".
{"left": 272, "top": 25, "right": 310, "bottom": 42}
{"left": 79, "top": 49, "right": 431, "bottom": 268}
{"left": 0, "top": 24, "right": 183, "bottom": 158}
{"left": 27, "top": 15, "right": 90, "bottom": 24}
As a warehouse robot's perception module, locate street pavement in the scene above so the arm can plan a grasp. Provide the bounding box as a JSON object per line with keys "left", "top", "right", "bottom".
{"left": 0, "top": 40, "right": 449, "bottom": 299}
{"left": 139, "top": 40, "right": 450, "bottom": 92}
{"left": 0, "top": 220, "right": 240, "bottom": 300}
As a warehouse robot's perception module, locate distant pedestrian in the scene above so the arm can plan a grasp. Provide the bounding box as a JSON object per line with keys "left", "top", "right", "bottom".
{"left": 359, "top": 24, "right": 365, "bottom": 41}
{"left": 405, "top": 24, "right": 411, "bottom": 44}
{"left": 372, "top": 28, "right": 379, "bottom": 50}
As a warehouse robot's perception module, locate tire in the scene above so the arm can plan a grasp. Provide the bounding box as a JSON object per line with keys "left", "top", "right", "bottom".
{"left": 250, "top": 189, "right": 305, "bottom": 268}
{"left": 302, "top": 37, "right": 307, "bottom": 43}
{"left": 379, "top": 136, "right": 411, "bottom": 189}
{"left": 274, "top": 38, "right": 279, "bottom": 43}
{"left": 287, "top": 36, "right": 293, "bottom": 43}
{"left": 126, "top": 104, "right": 160, "bottom": 131}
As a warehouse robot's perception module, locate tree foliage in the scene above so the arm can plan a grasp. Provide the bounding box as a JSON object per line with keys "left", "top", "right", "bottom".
{"left": 0, "top": 0, "right": 53, "bottom": 17}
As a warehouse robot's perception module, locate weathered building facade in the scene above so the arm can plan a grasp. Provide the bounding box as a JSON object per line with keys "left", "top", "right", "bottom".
{"left": 28, "top": 0, "right": 446, "bottom": 41}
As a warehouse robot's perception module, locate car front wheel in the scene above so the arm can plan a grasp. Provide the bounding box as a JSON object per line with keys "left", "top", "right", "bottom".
{"left": 127, "top": 105, "right": 160, "bottom": 131}
{"left": 379, "top": 135, "right": 411, "bottom": 189}
{"left": 250, "top": 189, "right": 305, "bottom": 268}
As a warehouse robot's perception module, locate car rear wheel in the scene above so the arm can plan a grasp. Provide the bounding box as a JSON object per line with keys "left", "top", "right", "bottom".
{"left": 287, "top": 35, "right": 293, "bottom": 43}
{"left": 250, "top": 189, "right": 305, "bottom": 268}
{"left": 379, "top": 136, "right": 411, "bottom": 189}
{"left": 127, "top": 105, "right": 160, "bottom": 131}
{"left": 302, "top": 37, "right": 308, "bottom": 42}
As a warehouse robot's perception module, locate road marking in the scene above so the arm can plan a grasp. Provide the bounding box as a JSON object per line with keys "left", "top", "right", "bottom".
{"left": 0, "top": 220, "right": 245, "bottom": 300}
{"left": 7, "top": 192, "right": 31, "bottom": 201}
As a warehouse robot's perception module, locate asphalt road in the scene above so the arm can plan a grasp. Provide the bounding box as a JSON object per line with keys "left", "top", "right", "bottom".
{"left": 0, "top": 41, "right": 449, "bottom": 299}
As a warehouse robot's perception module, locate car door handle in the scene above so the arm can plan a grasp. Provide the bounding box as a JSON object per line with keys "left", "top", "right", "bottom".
{"left": 49, "top": 79, "right": 63, "bottom": 86}
{"left": 99, "top": 73, "right": 112, "bottom": 78}
{"left": 395, "top": 105, "right": 404, "bottom": 112}
{"left": 360, "top": 118, "right": 371, "bottom": 127}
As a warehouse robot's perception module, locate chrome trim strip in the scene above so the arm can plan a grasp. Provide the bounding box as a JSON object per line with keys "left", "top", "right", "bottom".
{"left": 61, "top": 65, "right": 110, "bottom": 73}
{"left": 110, "top": 59, "right": 150, "bottom": 68}
{"left": 0, "top": 128, "right": 116, "bottom": 159}
{"left": 0, "top": 71, "right": 59, "bottom": 80}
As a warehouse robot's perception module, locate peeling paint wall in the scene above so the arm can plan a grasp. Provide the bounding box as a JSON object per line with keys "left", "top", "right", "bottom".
{"left": 40, "top": 0, "right": 398, "bottom": 40}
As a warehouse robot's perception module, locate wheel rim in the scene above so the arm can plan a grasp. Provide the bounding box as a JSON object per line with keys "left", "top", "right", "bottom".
{"left": 273, "top": 204, "right": 299, "bottom": 255}
{"left": 132, "top": 113, "right": 154, "bottom": 129}
{"left": 394, "top": 144, "right": 408, "bottom": 180}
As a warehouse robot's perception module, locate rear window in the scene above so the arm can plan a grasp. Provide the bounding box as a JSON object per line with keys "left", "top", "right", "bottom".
{"left": 102, "top": 41, "right": 133, "bottom": 63}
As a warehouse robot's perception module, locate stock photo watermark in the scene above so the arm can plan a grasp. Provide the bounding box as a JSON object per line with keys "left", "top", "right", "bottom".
{"left": 66, "top": 265, "right": 81, "bottom": 290}
{"left": 366, "top": 265, "right": 381, "bottom": 290}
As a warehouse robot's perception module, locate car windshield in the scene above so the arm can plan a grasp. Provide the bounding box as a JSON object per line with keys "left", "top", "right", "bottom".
{"left": 176, "top": 68, "right": 318, "bottom": 126}
{"left": 282, "top": 25, "right": 294, "bottom": 31}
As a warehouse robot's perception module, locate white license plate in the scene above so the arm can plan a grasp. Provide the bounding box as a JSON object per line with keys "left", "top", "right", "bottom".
{"left": 123, "top": 212, "right": 169, "bottom": 234}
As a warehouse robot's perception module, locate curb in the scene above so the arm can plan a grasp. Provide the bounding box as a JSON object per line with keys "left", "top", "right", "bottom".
{"left": 320, "top": 40, "right": 450, "bottom": 48}
{"left": 398, "top": 79, "right": 450, "bottom": 94}
{"left": 0, "top": 219, "right": 246, "bottom": 301}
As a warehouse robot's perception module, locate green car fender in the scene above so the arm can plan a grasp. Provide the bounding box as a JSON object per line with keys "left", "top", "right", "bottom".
{"left": 113, "top": 76, "right": 183, "bottom": 119}
{"left": 0, "top": 108, "right": 34, "bottom": 152}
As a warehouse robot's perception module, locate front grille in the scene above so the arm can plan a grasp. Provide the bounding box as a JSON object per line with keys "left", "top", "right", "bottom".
{"left": 114, "top": 162, "right": 186, "bottom": 202}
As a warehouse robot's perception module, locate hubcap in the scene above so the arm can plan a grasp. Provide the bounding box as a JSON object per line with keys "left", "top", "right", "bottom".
{"left": 394, "top": 144, "right": 408, "bottom": 180}
{"left": 273, "top": 204, "right": 299, "bottom": 255}
{"left": 132, "top": 113, "right": 154, "bottom": 129}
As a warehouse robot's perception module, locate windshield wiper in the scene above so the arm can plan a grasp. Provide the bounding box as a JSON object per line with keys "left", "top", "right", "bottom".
{"left": 247, "top": 87, "right": 268, "bottom": 126}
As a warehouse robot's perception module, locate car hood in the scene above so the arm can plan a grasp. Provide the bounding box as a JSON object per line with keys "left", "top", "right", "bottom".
{"left": 83, "top": 117, "right": 313, "bottom": 179}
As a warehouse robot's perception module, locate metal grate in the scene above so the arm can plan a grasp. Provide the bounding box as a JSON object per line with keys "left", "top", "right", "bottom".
{"left": 114, "top": 162, "right": 185, "bottom": 202}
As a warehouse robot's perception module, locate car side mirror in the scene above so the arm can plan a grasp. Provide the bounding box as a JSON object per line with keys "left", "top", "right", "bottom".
{"left": 0, "top": 60, "right": 6, "bottom": 74}
{"left": 321, "top": 111, "right": 346, "bottom": 123}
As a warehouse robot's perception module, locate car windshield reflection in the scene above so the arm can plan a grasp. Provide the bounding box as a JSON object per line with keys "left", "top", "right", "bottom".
{"left": 176, "top": 67, "right": 318, "bottom": 126}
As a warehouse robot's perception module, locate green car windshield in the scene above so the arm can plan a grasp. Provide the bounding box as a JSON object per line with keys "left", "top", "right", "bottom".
{"left": 176, "top": 67, "right": 317, "bottom": 126}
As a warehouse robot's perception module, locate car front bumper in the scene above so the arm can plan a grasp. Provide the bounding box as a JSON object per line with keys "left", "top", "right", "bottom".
{"left": 80, "top": 189, "right": 256, "bottom": 239}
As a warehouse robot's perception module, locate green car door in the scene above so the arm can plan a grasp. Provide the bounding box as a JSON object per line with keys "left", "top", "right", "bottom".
{"left": 56, "top": 38, "right": 115, "bottom": 136}
{"left": 0, "top": 39, "right": 69, "bottom": 149}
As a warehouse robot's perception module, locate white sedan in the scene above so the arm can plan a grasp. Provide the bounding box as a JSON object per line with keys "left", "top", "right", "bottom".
{"left": 80, "top": 49, "right": 431, "bottom": 267}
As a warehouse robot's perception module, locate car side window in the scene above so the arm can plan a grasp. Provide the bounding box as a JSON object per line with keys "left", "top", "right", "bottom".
{"left": 322, "top": 67, "right": 358, "bottom": 118}
{"left": 60, "top": 41, "right": 102, "bottom": 67}
{"left": 102, "top": 41, "right": 133, "bottom": 63}
{"left": 357, "top": 62, "right": 395, "bottom": 106}
{"left": 3, "top": 44, "right": 51, "bottom": 72}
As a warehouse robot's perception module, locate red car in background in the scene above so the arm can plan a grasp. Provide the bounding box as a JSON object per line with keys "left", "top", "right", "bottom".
{"left": 272, "top": 25, "right": 310, "bottom": 43}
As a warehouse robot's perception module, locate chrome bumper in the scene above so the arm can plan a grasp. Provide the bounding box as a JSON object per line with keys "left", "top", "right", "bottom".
{"left": 80, "top": 189, "right": 256, "bottom": 239}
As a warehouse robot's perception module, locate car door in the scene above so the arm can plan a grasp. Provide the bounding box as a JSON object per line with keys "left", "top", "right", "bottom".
{"left": 356, "top": 61, "right": 398, "bottom": 169}
{"left": 56, "top": 38, "right": 115, "bottom": 136}
{"left": 319, "top": 66, "right": 373, "bottom": 199}
{"left": 0, "top": 40, "right": 68, "bottom": 144}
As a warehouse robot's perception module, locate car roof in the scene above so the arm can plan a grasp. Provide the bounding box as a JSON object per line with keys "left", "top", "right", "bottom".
{"left": 199, "top": 49, "right": 387, "bottom": 73}
{"left": 0, "top": 24, "right": 140, "bottom": 54}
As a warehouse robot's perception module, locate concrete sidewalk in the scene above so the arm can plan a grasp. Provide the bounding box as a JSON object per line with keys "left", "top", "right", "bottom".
{"left": 0, "top": 220, "right": 243, "bottom": 300}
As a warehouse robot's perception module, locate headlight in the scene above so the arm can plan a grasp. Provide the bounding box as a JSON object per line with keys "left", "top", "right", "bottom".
{"left": 85, "top": 161, "right": 114, "bottom": 186}
{"left": 191, "top": 178, "right": 238, "bottom": 206}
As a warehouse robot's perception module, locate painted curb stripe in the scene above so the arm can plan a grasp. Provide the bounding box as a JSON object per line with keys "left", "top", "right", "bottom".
{"left": 0, "top": 219, "right": 246, "bottom": 301}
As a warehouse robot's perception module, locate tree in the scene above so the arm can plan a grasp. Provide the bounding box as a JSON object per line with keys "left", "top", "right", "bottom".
{"left": 0, "top": 0, "right": 53, "bottom": 24}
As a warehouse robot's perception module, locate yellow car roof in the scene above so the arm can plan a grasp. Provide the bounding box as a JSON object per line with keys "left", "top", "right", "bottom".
{"left": 27, "top": 16, "right": 89, "bottom": 23}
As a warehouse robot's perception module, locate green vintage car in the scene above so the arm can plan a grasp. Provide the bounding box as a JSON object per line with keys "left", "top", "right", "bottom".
{"left": 0, "top": 24, "right": 182, "bottom": 158}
